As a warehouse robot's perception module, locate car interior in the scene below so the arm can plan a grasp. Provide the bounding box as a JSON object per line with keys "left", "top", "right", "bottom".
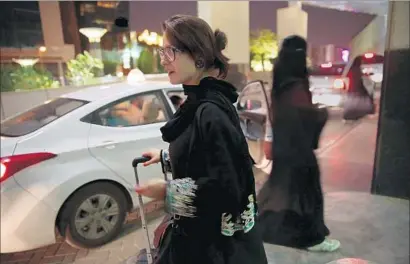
{"left": 98, "top": 94, "right": 167, "bottom": 127}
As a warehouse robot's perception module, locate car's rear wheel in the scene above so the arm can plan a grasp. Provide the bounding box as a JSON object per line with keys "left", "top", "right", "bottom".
{"left": 59, "top": 182, "right": 128, "bottom": 249}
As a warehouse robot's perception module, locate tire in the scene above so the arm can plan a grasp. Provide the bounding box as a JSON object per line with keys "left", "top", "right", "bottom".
{"left": 59, "top": 182, "right": 128, "bottom": 249}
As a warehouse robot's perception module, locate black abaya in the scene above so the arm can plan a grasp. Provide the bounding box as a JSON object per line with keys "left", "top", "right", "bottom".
{"left": 156, "top": 77, "right": 268, "bottom": 264}
{"left": 257, "top": 80, "right": 330, "bottom": 249}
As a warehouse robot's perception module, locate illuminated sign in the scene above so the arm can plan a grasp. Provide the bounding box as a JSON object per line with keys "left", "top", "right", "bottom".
{"left": 342, "top": 50, "right": 349, "bottom": 62}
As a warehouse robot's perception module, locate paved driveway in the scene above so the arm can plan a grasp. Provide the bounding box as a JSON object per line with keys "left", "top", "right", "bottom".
{"left": 4, "top": 114, "right": 406, "bottom": 264}
{"left": 0, "top": 201, "right": 164, "bottom": 264}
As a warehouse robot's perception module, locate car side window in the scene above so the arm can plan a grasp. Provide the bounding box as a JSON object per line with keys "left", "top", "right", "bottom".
{"left": 237, "top": 87, "right": 264, "bottom": 111}
{"left": 95, "top": 92, "right": 168, "bottom": 127}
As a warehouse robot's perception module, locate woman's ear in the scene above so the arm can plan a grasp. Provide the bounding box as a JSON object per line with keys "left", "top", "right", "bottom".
{"left": 195, "top": 58, "right": 205, "bottom": 69}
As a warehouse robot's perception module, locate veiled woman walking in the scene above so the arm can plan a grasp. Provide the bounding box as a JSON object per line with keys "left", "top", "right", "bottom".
{"left": 257, "top": 35, "right": 341, "bottom": 252}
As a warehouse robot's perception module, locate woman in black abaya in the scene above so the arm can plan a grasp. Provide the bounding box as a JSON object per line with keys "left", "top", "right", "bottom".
{"left": 257, "top": 35, "right": 341, "bottom": 252}
{"left": 134, "top": 15, "right": 267, "bottom": 264}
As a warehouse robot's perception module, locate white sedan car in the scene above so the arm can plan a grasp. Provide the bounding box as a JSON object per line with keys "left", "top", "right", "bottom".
{"left": 0, "top": 78, "right": 185, "bottom": 253}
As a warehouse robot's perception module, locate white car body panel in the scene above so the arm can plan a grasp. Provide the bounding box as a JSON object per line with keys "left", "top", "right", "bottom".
{"left": 0, "top": 136, "right": 19, "bottom": 157}
{"left": 1, "top": 177, "right": 57, "bottom": 252}
{"left": 1, "top": 80, "right": 183, "bottom": 253}
{"left": 87, "top": 122, "right": 168, "bottom": 203}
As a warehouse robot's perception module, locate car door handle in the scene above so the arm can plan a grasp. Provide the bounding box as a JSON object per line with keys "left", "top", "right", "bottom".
{"left": 99, "top": 140, "right": 116, "bottom": 149}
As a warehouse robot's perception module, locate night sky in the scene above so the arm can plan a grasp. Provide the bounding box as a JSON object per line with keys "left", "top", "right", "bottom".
{"left": 129, "top": 1, "right": 375, "bottom": 48}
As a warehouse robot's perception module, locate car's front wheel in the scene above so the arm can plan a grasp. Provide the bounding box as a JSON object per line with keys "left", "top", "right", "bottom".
{"left": 58, "top": 182, "right": 128, "bottom": 249}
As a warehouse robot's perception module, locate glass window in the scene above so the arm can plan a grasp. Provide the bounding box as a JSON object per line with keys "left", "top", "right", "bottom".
{"left": 1, "top": 98, "right": 89, "bottom": 137}
{"left": 237, "top": 82, "right": 267, "bottom": 112}
{"left": 93, "top": 92, "right": 168, "bottom": 127}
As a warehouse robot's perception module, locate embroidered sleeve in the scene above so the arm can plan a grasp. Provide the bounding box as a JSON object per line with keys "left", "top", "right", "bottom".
{"left": 160, "top": 149, "right": 172, "bottom": 173}
{"left": 165, "top": 178, "right": 198, "bottom": 218}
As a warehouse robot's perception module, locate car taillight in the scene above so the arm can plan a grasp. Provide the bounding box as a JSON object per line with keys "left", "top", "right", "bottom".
{"left": 333, "top": 79, "right": 345, "bottom": 89}
{"left": 321, "top": 62, "right": 332, "bottom": 68}
{"left": 364, "top": 53, "right": 374, "bottom": 59}
{"left": 0, "top": 152, "right": 57, "bottom": 183}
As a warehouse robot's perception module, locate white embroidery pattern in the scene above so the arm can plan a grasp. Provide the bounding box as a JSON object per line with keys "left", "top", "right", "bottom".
{"left": 166, "top": 178, "right": 198, "bottom": 218}
{"left": 221, "top": 195, "right": 256, "bottom": 236}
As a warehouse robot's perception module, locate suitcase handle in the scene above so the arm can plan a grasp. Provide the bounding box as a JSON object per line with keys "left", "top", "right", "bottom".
{"left": 132, "top": 156, "right": 150, "bottom": 168}
{"left": 131, "top": 155, "right": 154, "bottom": 263}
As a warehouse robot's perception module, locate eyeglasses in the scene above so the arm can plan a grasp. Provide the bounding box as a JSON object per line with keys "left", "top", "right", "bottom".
{"left": 158, "top": 46, "right": 183, "bottom": 62}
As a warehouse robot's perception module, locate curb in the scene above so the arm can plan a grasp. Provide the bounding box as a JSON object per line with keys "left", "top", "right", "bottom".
{"left": 316, "top": 119, "right": 362, "bottom": 155}
{"left": 317, "top": 115, "right": 377, "bottom": 156}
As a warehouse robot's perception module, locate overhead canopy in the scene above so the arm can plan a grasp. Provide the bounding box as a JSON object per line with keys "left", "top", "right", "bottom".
{"left": 303, "top": 0, "right": 388, "bottom": 16}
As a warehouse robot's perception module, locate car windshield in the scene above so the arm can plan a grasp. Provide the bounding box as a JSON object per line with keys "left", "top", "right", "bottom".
{"left": 0, "top": 97, "right": 89, "bottom": 137}
{"left": 309, "top": 63, "right": 346, "bottom": 76}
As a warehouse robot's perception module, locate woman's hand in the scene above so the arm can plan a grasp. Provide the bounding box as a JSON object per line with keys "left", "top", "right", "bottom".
{"left": 142, "top": 149, "right": 161, "bottom": 166}
{"left": 135, "top": 179, "right": 166, "bottom": 200}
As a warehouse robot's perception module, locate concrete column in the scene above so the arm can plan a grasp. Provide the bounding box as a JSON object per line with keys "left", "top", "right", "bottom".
{"left": 277, "top": 1, "right": 308, "bottom": 47}
{"left": 197, "top": 1, "right": 249, "bottom": 90}
{"left": 38, "top": 2, "right": 65, "bottom": 48}
{"left": 372, "top": 0, "right": 410, "bottom": 199}
{"left": 38, "top": 1, "right": 75, "bottom": 61}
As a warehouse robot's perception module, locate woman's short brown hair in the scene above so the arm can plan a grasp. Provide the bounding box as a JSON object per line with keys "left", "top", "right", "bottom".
{"left": 162, "top": 15, "right": 229, "bottom": 79}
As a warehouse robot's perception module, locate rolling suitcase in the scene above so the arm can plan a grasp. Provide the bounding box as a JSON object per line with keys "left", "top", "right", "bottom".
{"left": 125, "top": 156, "right": 169, "bottom": 264}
